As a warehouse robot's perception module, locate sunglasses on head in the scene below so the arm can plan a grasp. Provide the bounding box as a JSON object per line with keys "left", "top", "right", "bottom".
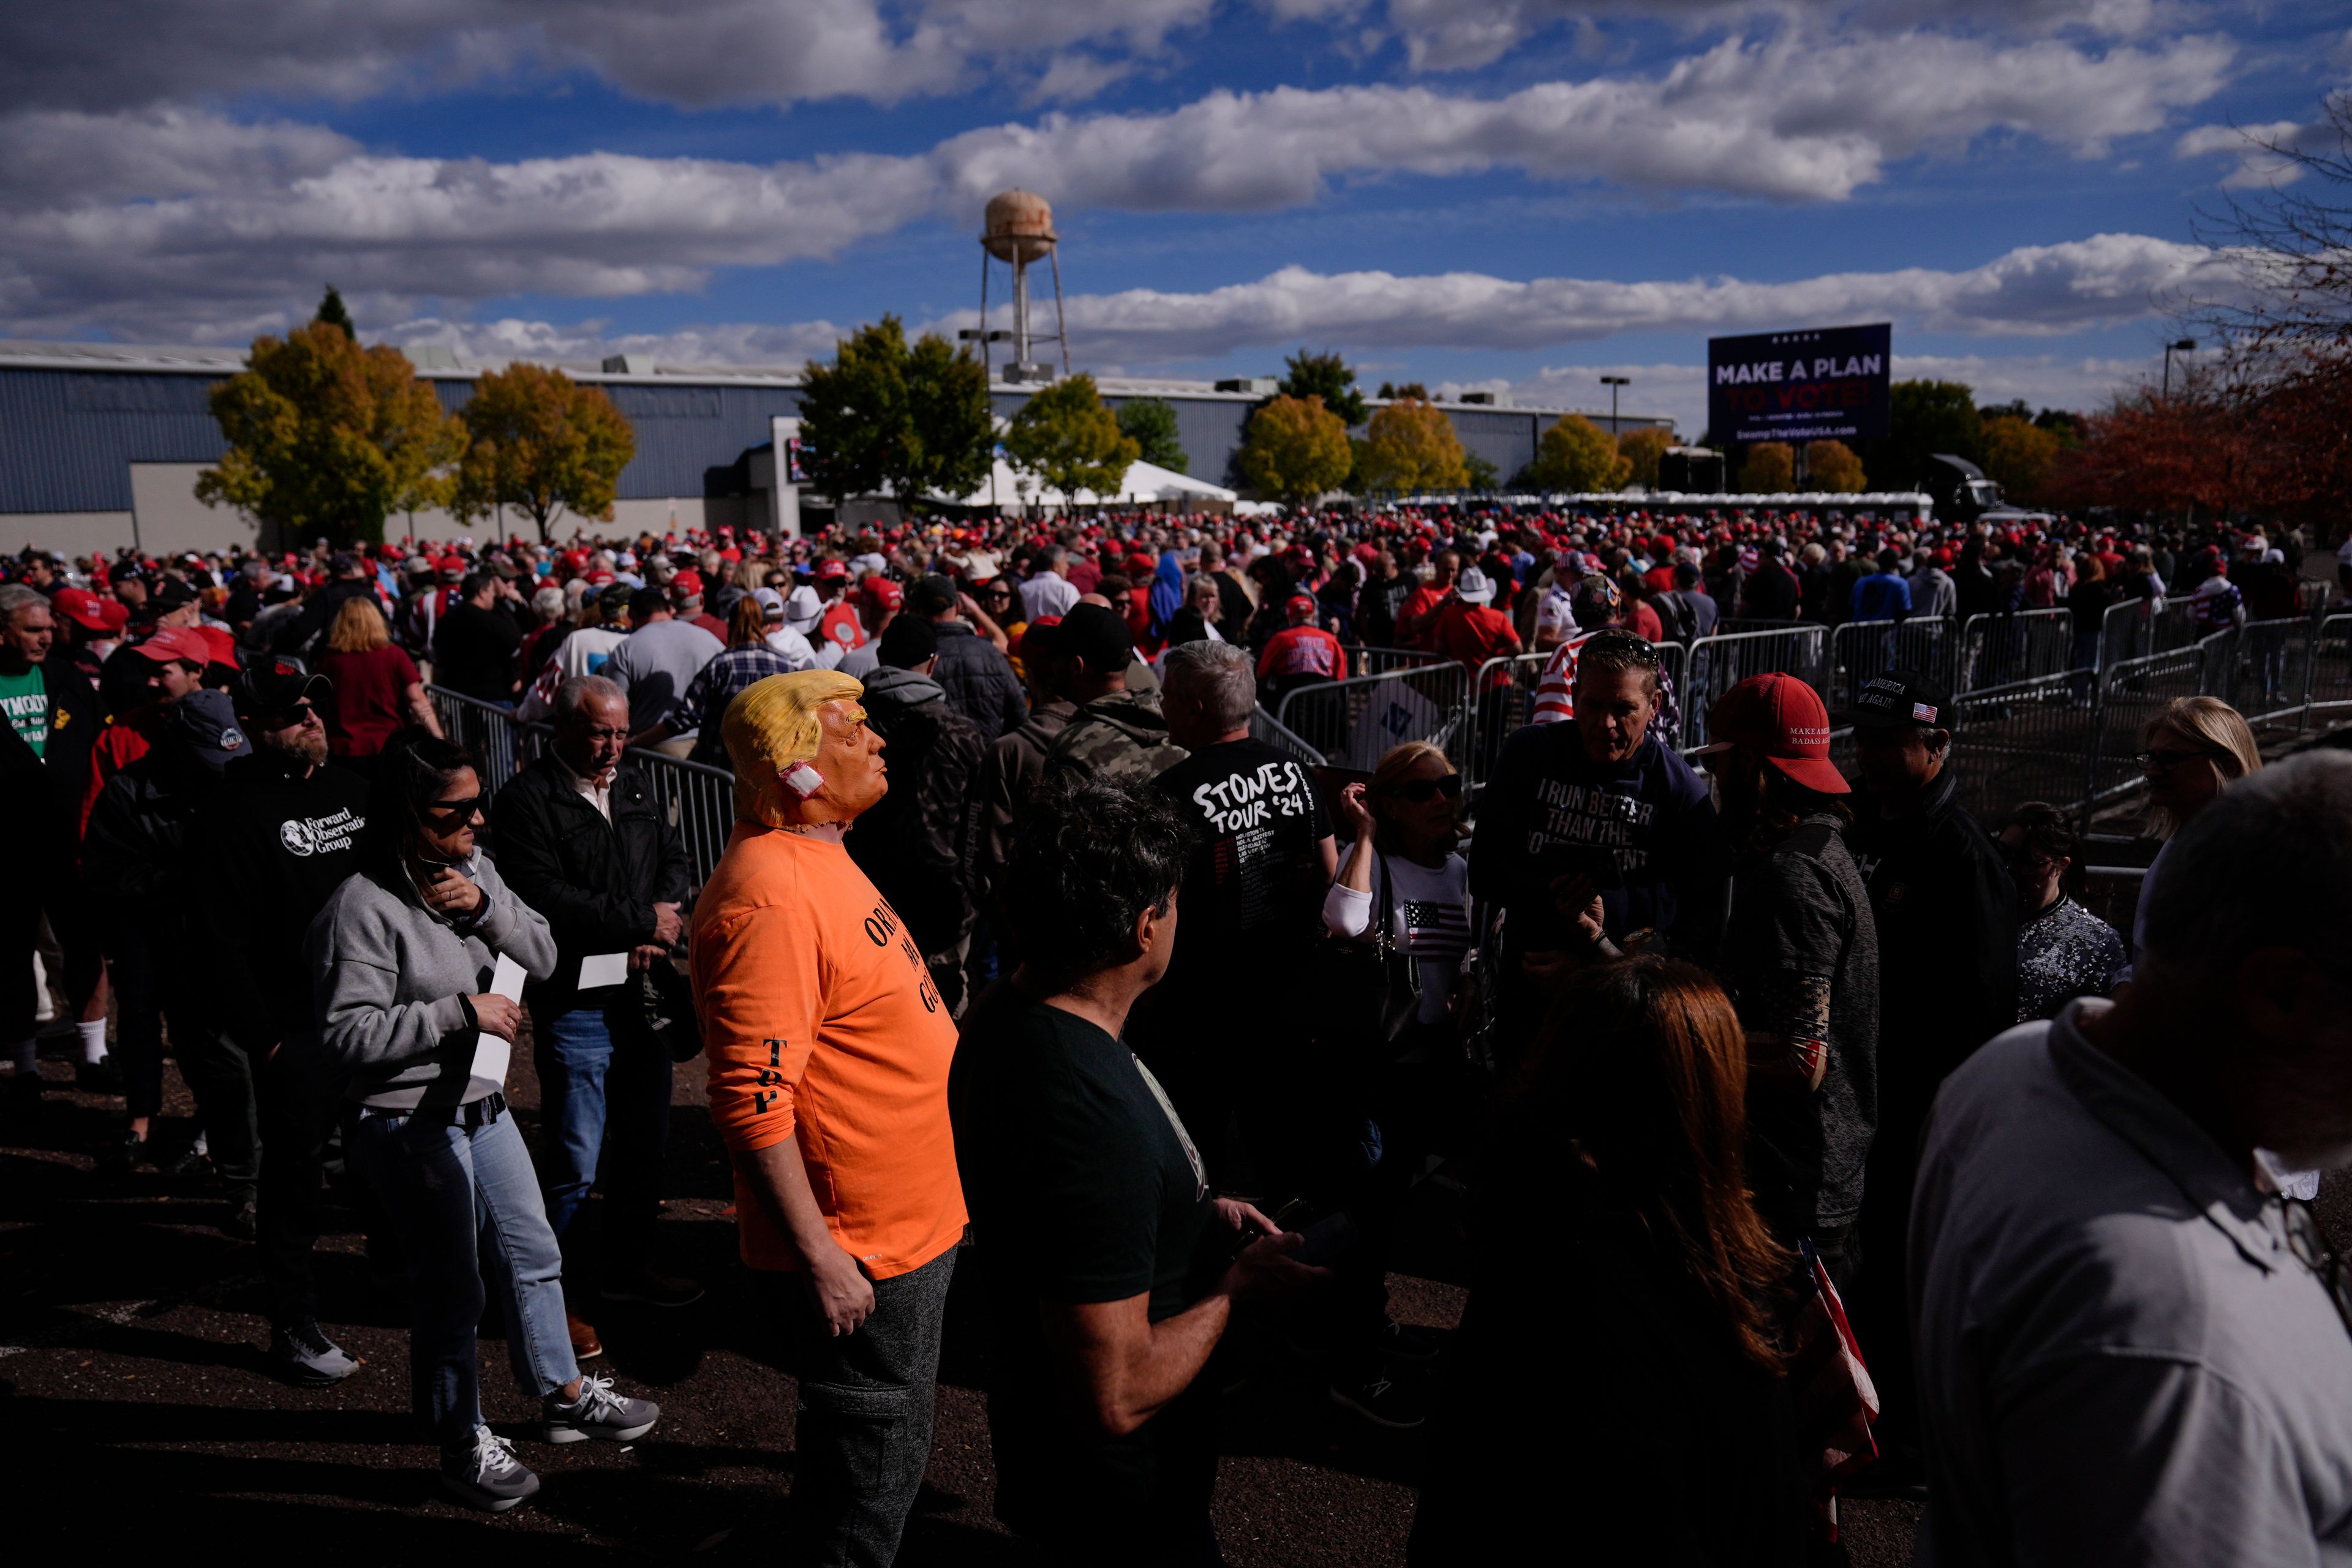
{"left": 1387, "top": 774, "right": 1464, "bottom": 802}
{"left": 1583, "top": 629, "right": 1661, "bottom": 666}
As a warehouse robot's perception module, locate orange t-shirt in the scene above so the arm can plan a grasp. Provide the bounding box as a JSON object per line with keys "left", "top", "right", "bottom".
{"left": 692, "top": 823, "right": 966, "bottom": 1278}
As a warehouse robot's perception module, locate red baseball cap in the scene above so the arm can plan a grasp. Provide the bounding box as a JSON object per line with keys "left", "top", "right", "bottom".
{"left": 436, "top": 554, "right": 466, "bottom": 576}
{"left": 192, "top": 625, "right": 238, "bottom": 668}
{"left": 127, "top": 627, "right": 212, "bottom": 668}
{"left": 670, "top": 569, "right": 704, "bottom": 597}
{"left": 1695, "top": 674, "right": 1848, "bottom": 794}
{"left": 51, "top": 587, "right": 112, "bottom": 632}
{"left": 815, "top": 559, "right": 850, "bottom": 582}
{"left": 860, "top": 576, "right": 902, "bottom": 612}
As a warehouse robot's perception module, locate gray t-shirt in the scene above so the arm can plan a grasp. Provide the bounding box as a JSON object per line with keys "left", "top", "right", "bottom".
{"left": 604, "top": 618, "right": 725, "bottom": 736}
{"left": 1724, "top": 812, "right": 1878, "bottom": 1234}
{"left": 1915, "top": 1001, "right": 2352, "bottom": 1567}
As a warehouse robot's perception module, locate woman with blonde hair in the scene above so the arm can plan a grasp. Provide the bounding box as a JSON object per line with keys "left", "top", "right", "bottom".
{"left": 317, "top": 595, "right": 440, "bottom": 774}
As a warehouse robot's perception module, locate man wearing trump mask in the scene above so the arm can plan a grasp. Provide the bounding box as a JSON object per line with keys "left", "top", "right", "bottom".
{"left": 692, "top": 669, "right": 965, "bottom": 1567}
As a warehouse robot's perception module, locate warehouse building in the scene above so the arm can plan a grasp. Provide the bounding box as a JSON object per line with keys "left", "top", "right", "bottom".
{"left": 0, "top": 339, "right": 1673, "bottom": 554}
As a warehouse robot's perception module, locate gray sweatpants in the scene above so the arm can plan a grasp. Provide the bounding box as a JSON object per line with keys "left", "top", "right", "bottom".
{"left": 771, "top": 1245, "right": 957, "bottom": 1568}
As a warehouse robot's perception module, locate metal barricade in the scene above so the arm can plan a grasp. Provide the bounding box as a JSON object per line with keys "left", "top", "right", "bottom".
{"left": 2310, "top": 614, "right": 2352, "bottom": 720}
{"left": 428, "top": 687, "right": 541, "bottom": 791}
{"left": 1678, "top": 624, "right": 1828, "bottom": 750}
{"left": 2222, "top": 617, "right": 2317, "bottom": 731}
{"left": 1274, "top": 663, "right": 1472, "bottom": 774}
{"left": 1832, "top": 616, "right": 1954, "bottom": 715}
{"left": 1251, "top": 704, "right": 1327, "bottom": 767}
{"left": 1958, "top": 609, "right": 2074, "bottom": 691}
{"left": 1462, "top": 652, "right": 1554, "bottom": 794}
{"left": 1943, "top": 671, "right": 2101, "bottom": 826}
{"left": 631, "top": 747, "right": 736, "bottom": 889}
{"left": 2084, "top": 632, "right": 2239, "bottom": 810}
{"left": 1351, "top": 645, "right": 1447, "bottom": 677}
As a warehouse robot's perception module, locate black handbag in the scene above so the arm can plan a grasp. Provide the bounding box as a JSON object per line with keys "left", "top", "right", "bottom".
{"left": 1313, "top": 851, "right": 1423, "bottom": 1056}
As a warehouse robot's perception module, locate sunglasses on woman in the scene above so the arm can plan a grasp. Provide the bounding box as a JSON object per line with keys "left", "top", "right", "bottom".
{"left": 1584, "top": 629, "right": 1662, "bottom": 666}
{"left": 1386, "top": 774, "right": 1464, "bottom": 802}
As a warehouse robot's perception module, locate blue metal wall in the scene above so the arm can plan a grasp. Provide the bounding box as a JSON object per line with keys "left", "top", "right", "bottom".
{"left": 0, "top": 368, "right": 228, "bottom": 513}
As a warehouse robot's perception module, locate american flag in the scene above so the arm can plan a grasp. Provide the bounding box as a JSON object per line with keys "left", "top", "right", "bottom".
{"left": 1401, "top": 899, "right": 1472, "bottom": 960}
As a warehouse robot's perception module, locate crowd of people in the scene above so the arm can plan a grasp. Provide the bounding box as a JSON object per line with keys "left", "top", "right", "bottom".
{"left": 2, "top": 495, "right": 2348, "bottom": 1564}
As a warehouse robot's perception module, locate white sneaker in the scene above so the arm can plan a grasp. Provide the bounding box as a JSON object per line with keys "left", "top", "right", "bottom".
{"left": 441, "top": 1425, "right": 540, "bottom": 1512}
{"left": 542, "top": 1373, "right": 660, "bottom": 1444}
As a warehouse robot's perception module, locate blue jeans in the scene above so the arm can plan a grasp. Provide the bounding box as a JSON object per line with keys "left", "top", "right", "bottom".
{"left": 347, "top": 1101, "right": 577, "bottom": 1447}
{"left": 534, "top": 1004, "right": 672, "bottom": 1281}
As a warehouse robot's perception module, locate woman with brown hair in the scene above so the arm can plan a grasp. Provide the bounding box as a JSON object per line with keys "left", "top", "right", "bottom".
{"left": 317, "top": 595, "right": 439, "bottom": 774}
{"left": 2001, "top": 801, "right": 2126, "bottom": 1021}
{"left": 1410, "top": 957, "right": 1806, "bottom": 1566}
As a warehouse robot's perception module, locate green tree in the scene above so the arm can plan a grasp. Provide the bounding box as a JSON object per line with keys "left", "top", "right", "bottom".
{"left": 1874, "top": 379, "right": 1984, "bottom": 490}
{"left": 1007, "top": 374, "right": 1139, "bottom": 500}
{"left": 1618, "top": 425, "right": 1673, "bottom": 489}
{"left": 1376, "top": 380, "right": 1430, "bottom": 401}
{"left": 1740, "top": 441, "right": 1795, "bottom": 492}
{"left": 1276, "top": 349, "right": 1367, "bottom": 428}
{"left": 1522, "top": 415, "right": 1630, "bottom": 491}
{"left": 196, "top": 322, "right": 466, "bottom": 548}
{"left": 1114, "top": 397, "right": 1188, "bottom": 473}
{"left": 315, "top": 285, "right": 357, "bottom": 341}
{"left": 1238, "top": 394, "right": 1352, "bottom": 505}
{"left": 799, "top": 315, "right": 993, "bottom": 510}
{"left": 1805, "top": 439, "right": 1868, "bottom": 493}
{"left": 1356, "top": 398, "right": 1468, "bottom": 491}
{"left": 451, "top": 363, "right": 636, "bottom": 543}
{"left": 1462, "top": 451, "right": 1500, "bottom": 491}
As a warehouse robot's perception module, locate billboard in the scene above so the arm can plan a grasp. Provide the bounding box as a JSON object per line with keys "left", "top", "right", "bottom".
{"left": 1708, "top": 323, "right": 1890, "bottom": 447}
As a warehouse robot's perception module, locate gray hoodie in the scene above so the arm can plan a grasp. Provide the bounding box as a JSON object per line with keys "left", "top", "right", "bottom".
{"left": 304, "top": 850, "right": 557, "bottom": 1109}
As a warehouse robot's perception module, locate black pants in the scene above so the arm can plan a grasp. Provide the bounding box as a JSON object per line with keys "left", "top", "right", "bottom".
{"left": 113, "top": 927, "right": 257, "bottom": 1194}
{"left": 768, "top": 1246, "right": 957, "bottom": 1568}
{"left": 1, "top": 869, "right": 102, "bottom": 1046}
{"left": 256, "top": 1033, "right": 339, "bottom": 1326}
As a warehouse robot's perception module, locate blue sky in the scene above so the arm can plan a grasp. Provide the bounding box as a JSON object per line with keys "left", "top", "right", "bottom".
{"left": 2, "top": 1, "right": 2345, "bottom": 432}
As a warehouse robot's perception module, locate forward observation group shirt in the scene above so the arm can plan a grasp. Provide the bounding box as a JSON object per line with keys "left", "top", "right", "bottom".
{"left": 692, "top": 823, "right": 965, "bottom": 1279}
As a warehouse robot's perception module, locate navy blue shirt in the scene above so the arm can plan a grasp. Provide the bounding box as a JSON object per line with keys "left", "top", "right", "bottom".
{"left": 1471, "top": 722, "right": 1724, "bottom": 957}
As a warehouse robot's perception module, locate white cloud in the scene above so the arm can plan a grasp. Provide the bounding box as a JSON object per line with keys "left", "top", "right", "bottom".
{"left": 386, "top": 314, "right": 846, "bottom": 368}
{"left": 2175, "top": 116, "right": 2337, "bottom": 187}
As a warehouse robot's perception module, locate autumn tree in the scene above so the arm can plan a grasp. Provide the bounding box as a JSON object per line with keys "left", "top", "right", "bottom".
{"left": 1618, "top": 425, "right": 1673, "bottom": 489}
{"left": 1238, "top": 394, "right": 1352, "bottom": 506}
{"left": 1276, "top": 349, "right": 1368, "bottom": 427}
{"left": 1114, "top": 397, "right": 1188, "bottom": 473}
{"left": 1007, "top": 374, "right": 1139, "bottom": 500}
{"left": 315, "top": 285, "right": 356, "bottom": 341}
{"left": 1979, "top": 417, "right": 2064, "bottom": 504}
{"left": 1740, "top": 442, "right": 1795, "bottom": 493}
{"left": 197, "top": 322, "right": 466, "bottom": 548}
{"left": 1522, "top": 415, "right": 1630, "bottom": 491}
{"left": 450, "top": 364, "right": 636, "bottom": 543}
{"left": 1356, "top": 398, "right": 1468, "bottom": 492}
{"left": 1805, "top": 439, "right": 1867, "bottom": 493}
{"left": 799, "top": 315, "right": 993, "bottom": 510}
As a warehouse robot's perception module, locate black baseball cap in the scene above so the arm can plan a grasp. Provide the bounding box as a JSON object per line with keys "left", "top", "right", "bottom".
{"left": 237, "top": 657, "right": 331, "bottom": 721}
{"left": 1057, "top": 603, "right": 1134, "bottom": 673}
{"left": 151, "top": 576, "right": 198, "bottom": 610}
{"left": 1851, "top": 669, "right": 1952, "bottom": 731}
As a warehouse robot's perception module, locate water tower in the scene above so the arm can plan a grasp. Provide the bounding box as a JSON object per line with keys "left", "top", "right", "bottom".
{"left": 970, "top": 189, "right": 1069, "bottom": 384}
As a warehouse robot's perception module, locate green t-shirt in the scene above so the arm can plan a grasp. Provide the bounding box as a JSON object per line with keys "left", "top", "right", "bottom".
{"left": 0, "top": 665, "right": 48, "bottom": 760}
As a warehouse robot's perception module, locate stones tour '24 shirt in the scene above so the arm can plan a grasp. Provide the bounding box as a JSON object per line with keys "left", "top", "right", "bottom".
{"left": 1153, "top": 737, "right": 1335, "bottom": 1000}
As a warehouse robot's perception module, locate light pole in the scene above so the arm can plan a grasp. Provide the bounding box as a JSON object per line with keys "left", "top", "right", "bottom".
{"left": 1600, "top": 374, "right": 1629, "bottom": 432}
{"left": 2162, "top": 338, "right": 2196, "bottom": 399}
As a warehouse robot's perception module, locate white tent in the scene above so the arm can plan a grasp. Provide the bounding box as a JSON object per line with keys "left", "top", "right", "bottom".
{"left": 946, "top": 457, "right": 1237, "bottom": 511}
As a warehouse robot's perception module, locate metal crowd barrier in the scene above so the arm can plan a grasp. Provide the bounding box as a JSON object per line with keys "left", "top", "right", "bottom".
{"left": 426, "top": 685, "right": 737, "bottom": 891}
{"left": 1678, "top": 624, "right": 1830, "bottom": 750}
{"left": 1957, "top": 609, "right": 2074, "bottom": 691}
{"left": 1273, "top": 663, "right": 1472, "bottom": 774}
{"left": 1351, "top": 644, "right": 1448, "bottom": 678}
{"left": 1831, "top": 616, "right": 1956, "bottom": 714}
{"left": 1942, "top": 671, "right": 2102, "bottom": 826}
{"left": 1251, "top": 704, "right": 1328, "bottom": 767}
{"left": 2082, "top": 632, "right": 2239, "bottom": 812}
{"left": 2311, "top": 614, "right": 2352, "bottom": 720}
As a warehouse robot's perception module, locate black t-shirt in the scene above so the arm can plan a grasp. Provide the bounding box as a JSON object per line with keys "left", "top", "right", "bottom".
{"left": 950, "top": 986, "right": 1222, "bottom": 1540}
{"left": 1151, "top": 737, "right": 1333, "bottom": 1002}
{"left": 432, "top": 601, "right": 522, "bottom": 704}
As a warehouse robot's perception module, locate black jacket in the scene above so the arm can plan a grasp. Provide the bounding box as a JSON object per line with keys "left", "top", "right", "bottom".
{"left": 82, "top": 733, "right": 224, "bottom": 950}
{"left": 850, "top": 666, "right": 987, "bottom": 955}
{"left": 196, "top": 752, "right": 371, "bottom": 1048}
{"left": 929, "top": 621, "right": 1028, "bottom": 738}
{"left": 489, "top": 752, "right": 692, "bottom": 1019}
{"left": 1847, "top": 762, "right": 2018, "bottom": 1119}
{"left": 0, "top": 654, "right": 99, "bottom": 865}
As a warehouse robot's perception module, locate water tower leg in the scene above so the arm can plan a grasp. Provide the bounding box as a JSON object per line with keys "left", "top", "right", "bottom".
{"left": 1050, "top": 246, "right": 1071, "bottom": 375}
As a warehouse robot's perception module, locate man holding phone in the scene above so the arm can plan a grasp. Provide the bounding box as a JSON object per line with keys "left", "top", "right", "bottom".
{"left": 1470, "top": 630, "right": 1725, "bottom": 1038}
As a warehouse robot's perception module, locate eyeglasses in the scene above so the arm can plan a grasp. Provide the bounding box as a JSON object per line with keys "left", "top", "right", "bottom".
{"left": 2137, "top": 747, "right": 2224, "bottom": 771}
{"left": 1386, "top": 774, "right": 1464, "bottom": 802}
{"left": 2283, "top": 1198, "right": 2352, "bottom": 1339}
{"left": 268, "top": 702, "right": 317, "bottom": 728}
{"left": 428, "top": 796, "right": 484, "bottom": 821}
{"left": 1583, "top": 629, "right": 1661, "bottom": 666}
